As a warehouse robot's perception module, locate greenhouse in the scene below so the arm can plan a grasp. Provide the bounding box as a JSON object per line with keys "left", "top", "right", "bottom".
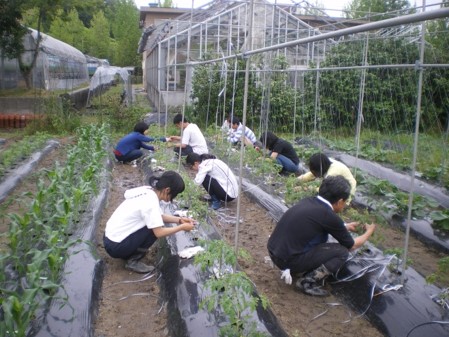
{"left": 134, "top": 0, "right": 449, "bottom": 335}
{"left": 0, "top": 28, "right": 89, "bottom": 91}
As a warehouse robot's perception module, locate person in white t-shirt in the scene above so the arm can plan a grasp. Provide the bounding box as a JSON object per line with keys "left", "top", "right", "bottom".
{"left": 167, "top": 114, "right": 208, "bottom": 156}
{"left": 186, "top": 153, "right": 238, "bottom": 210}
{"left": 103, "top": 171, "right": 195, "bottom": 273}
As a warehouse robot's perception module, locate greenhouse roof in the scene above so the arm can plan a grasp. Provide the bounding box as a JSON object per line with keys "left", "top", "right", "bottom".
{"left": 30, "top": 28, "right": 86, "bottom": 62}
{"left": 138, "top": 0, "right": 327, "bottom": 58}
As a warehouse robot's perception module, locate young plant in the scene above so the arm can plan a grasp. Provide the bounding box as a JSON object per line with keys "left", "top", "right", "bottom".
{"left": 194, "top": 240, "right": 269, "bottom": 337}
{"left": 426, "top": 256, "right": 449, "bottom": 286}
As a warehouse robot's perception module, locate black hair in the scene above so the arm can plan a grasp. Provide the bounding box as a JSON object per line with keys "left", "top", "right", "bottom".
{"left": 318, "top": 175, "right": 350, "bottom": 204}
{"left": 308, "top": 153, "right": 331, "bottom": 178}
{"left": 185, "top": 152, "right": 201, "bottom": 166}
{"left": 134, "top": 121, "right": 149, "bottom": 134}
{"left": 149, "top": 171, "right": 185, "bottom": 201}
{"left": 185, "top": 153, "right": 216, "bottom": 166}
{"left": 231, "top": 116, "right": 240, "bottom": 125}
{"left": 259, "top": 131, "right": 278, "bottom": 150}
{"left": 200, "top": 153, "right": 216, "bottom": 160}
{"left": 173, "top": 113, "right": 188, "bottom": 125}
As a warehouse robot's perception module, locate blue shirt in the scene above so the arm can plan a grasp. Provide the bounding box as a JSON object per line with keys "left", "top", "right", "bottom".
{"left": 115, "top": 132, "right": 163, "bottom": 156}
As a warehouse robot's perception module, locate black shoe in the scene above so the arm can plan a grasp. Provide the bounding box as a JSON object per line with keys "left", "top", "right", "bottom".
{"left": 125, "top": 260, "right": 155, "bottom": 273}
{"left": 295, "top": 278, "right": 329, "bottom": 297}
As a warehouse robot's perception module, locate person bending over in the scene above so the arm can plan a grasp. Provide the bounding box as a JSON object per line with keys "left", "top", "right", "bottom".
{"left": 103, "top": 171, "right": 195, "bottom": 273}
{"left": 167, "top": 114, "right": 208, "bottom": 157}
{"left": 113, "top": 121, "right": 166, "bottom": 163}
{"left": 259, "top": 131, "right": 304, "bottom": 176}
{"left": 298, "top": 153, "right": 357, "bottom": 202}
{"left": 186, "top": 153, "right": 238, "bottom": 210}
{"left": 267, "top": 175, "right": 376, "bottom": 296}
{"left": 227, "top": 117, "right": 262, "bottom": 148}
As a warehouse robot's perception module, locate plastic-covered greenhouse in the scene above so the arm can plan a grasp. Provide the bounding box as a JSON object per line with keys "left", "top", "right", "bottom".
{"left": 0, "top": 28, "right": 88, "bottom": 91}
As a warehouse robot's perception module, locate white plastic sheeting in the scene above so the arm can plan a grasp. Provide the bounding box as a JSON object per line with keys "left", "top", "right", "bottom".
{"left": 89, "top": 65, "right": 130, "bottom": 92}
{"left": 0, "top": 28, "right": 89, "bottom": 90}
{"left": 87, "top": 65, "right": 133, "bottom": 107}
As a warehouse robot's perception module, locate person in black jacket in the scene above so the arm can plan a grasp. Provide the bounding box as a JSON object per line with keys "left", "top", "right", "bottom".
{"left": 267, "top": 176, "right": 376, "bottom": 296}
{"left": 259, "top": 131, "right": 304, "bottom": 175}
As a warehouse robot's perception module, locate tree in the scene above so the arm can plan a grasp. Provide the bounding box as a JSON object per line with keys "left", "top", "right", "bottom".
{"left": 49, "top": 8, "right": 87, "bottom": 52}
{"left": 345, "top": 0, "right": 411, "bottom": 21}
{"left": 191, "top": 54, "right": 299, "bottom": 132}
{"left": 0, "top": 0, "right": 27, "bottom": 59}
{"left": 108, "top": 0, "right": 141, "bottom": 66}
{"left": 86, "top": 11, "right": 112, "bottom": 60}
{"left": 159, "top": 0, "right": 173, "bottom": 8}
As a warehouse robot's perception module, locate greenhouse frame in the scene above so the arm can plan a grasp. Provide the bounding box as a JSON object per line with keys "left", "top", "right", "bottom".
{"left": 0, "top": 28, "right": 89, "bottom": 91}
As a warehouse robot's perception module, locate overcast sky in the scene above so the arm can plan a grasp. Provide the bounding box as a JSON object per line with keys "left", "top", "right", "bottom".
{"left": 134, "top": 0, "right": 442, "bottom": 16}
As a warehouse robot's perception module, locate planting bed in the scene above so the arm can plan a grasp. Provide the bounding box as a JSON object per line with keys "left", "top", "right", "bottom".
{"left": 1, "top": 135, "right": 448, "bottom": 337}
{"left": 94, "top": 153, "right": 448, "bottom": 336}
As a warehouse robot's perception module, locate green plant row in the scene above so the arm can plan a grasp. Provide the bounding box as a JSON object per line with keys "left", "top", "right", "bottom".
{"left": 148, "top": 146, "right": 269, "bottom": 336}
{"left": 0, "top": 123, "right": 110, "bottom": 337}
{"left": 0, "top": 133, "right": 51, "bottom": 179}
{"left": 194, "top": 240, "right": 269, "bottom": 337}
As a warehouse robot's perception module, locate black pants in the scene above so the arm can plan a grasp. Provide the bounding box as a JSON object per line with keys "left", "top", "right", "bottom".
{"left": 202, "top": 175, "right": 235, "bottom": 202}
{"left": 270, "top": 243, "right": 349, "bottom": 274}
{"left": 103, "top": 226, "right": 158, "bottom": 260}
{"left": 173, "top": 145, "right": 193, "bottom": 157}
{"left": 115, "top": 149, "right": 143, "bottom": 163}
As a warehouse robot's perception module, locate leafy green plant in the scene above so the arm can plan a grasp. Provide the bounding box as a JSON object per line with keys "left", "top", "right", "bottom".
{"left": 0, "top": 133, "right": 50, "bottom": 179}
{"left": 426, "top": 256, "right": 449, "bottom": 286}
{"left": 383, "top": 247, "right": 413, "bottom": 273}
{"left": 90, "top": 86, "right": 148, "bottom": 133}
{"left": 430, "top": 209, "right": 449, "bottom": 231}
{"left": 0, "top": 123, "right": 110, "bottom": 335}
{"left": 194, "top": 240, "right": 269, "bottom": 337}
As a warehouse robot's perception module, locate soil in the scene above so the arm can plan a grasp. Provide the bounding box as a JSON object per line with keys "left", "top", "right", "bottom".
{"left": 0, "top": 135, "right": 445, "bottom": 337}
{"left": 92, "top": 160, "right": 441, "bottom": 337}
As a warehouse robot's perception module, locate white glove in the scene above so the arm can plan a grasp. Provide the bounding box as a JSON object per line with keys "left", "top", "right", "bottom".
{"left": 178, "top": 246, "right": 204, "bottom": 259}
{"left": 281, "top": 269, "right": 292, "bottom": 285}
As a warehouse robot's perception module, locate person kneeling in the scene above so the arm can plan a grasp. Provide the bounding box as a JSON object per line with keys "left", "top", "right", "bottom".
{"left": 186, "top": 153, "right": 238, "bottom": 210}
{"left": 103, "top": 171, "right": 195, "bottom": 273}
{"left": 267, "top": 175, "right": 376, "bottom": 296}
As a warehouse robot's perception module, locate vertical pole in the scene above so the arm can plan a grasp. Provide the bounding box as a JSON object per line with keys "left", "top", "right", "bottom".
{"left": 355, "top": 33, "right": 369, "bottom": 166}
{"left": 401, "top": 1, "right": 427, "bottom": 284}
{"left": 234, "top": 0, "right": 254, "bottom": 257}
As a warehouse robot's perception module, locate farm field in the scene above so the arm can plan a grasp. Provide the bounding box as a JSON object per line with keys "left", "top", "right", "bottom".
{"left": 0, "top": 125, "right": 447, "bottom": 337}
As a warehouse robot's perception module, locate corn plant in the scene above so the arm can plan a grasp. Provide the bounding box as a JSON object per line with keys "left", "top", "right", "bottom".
{"left": 0, "top": 123, "right": 110, "bottom": 336}
{"left": 0, "top": 133, "right": 50, "bottom": 179}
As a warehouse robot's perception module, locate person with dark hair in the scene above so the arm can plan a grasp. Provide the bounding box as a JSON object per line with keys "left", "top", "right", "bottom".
{"left": 103, "top": 171, "right": 196, "bottom": 273}
{"left": 298, "top": 153, "right": 357, "bottom": 202}
{"left": 168, "top": 114, "right": 208, "bottom": 156}
{"left": 259, "top": 131, "right": 304, "bottom": 175}
{"left": 186, "top": 153, "right": 238, "bottom": 210}
{"left": 227, "top": 117, "right": 262, "bottom": 148}
{"left": 113, "top": 121, "right": 167, "bottom": 163}
{"left": 267, "top": 176, "right": 376, "bottom": 296}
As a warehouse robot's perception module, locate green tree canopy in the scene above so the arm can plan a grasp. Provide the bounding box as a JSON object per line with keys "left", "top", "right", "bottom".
{"left": 345, "top": 0, "right": 411, "bottom": 20}
{"left": 85, "top": 11, "right": 112, "bottom": 60}
{"left": 108, "top": 0, "right": 141, "bottom": 66}
{"left": 49, "top": 8, "right": 87, "bottom": 52}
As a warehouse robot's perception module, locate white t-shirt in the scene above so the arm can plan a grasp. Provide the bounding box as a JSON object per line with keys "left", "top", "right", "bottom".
{"left": 105, "top": 186, "right": 164, "bottom": 243}
{"left": 194, "top": 159, "right": 239, "bottom": 198}
{"left": 182, "top": 123, "right": 208, "bottom": 155}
